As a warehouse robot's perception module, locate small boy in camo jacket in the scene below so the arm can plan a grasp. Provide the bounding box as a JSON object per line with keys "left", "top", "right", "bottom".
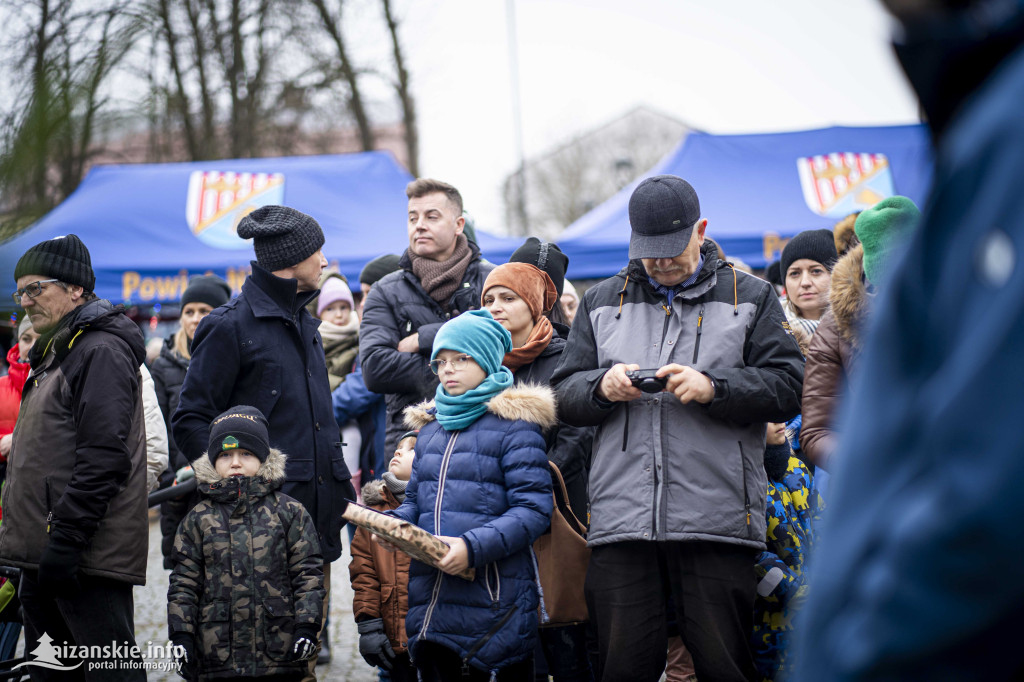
{"left": 167, "top": 406, "right": 325, "bottom": 681}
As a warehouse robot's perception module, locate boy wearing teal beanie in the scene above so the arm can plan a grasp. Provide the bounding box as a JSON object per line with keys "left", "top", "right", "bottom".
{"left": 390, "top": 308, "right": 556, "bottom": 679}
{"left": 854, "top": 196, "right": 921, "bottom": 286}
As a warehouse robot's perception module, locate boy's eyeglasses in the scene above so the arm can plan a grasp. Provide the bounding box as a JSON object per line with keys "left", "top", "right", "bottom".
{"left": 12, "top": 279, "right": 60, "bottom": 304}
{"left": 429, "top": 354, "right": 474, "bottom": 374}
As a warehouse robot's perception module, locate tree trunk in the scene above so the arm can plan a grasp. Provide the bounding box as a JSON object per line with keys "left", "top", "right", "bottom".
{"left": 382, "top": 0, "right": 417, "bottom": 175}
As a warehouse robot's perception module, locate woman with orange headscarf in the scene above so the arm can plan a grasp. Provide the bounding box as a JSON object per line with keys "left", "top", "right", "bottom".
{"left": 482, "top": 261, "right": 595, "bottom": 682}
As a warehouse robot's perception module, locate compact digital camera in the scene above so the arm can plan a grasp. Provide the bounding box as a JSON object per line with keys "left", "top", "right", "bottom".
{"left": 625, "top": 369, "right": 667, "bottom": 393}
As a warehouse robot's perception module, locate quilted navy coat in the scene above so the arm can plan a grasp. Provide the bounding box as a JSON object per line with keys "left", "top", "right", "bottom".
{"left": 392, "top": 384, "right": 555, "bottom": 674}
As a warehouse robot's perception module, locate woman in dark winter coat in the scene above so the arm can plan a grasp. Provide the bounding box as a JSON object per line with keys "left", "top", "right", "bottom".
{"left": 151, "top": 275, "right": 231, "bottom": 568}
{"left": 482, "top": 262, "right": 595, "bottom": 682}
{"left": 391, "top": 309, "right": 554, "bottom": 681}
{"left": 800, "top": 197, "right": 920, "bottom": 471}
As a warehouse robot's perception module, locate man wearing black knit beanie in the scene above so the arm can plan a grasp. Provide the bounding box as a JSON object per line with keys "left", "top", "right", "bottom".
{"left": 172, "top": 206, "right": 355, "bottom": 675}
{"left": 1, "top": 234, "right": 149, "bottom": 678}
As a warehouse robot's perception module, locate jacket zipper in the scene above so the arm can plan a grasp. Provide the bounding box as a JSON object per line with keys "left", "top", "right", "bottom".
{"left": 739, "top": 441, "right": 751, "bottom": 531}
{"left": 692, "top": 304, "right": 705, "bottom": 364}
{"left": 420, "top": 431, "right": 460, "bottom": 638}
{"left": 44, "top": 478, "right": 53, "bottom": 533}
{"left": 462, "top": 604, "right": 519, "bottom": 675}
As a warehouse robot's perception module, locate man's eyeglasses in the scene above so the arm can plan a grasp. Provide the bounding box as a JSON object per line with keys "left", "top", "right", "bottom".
{"left": 429, "top": 354, "right": 474, "bottom": 375}
{"left": 12, "top": 279, "right": 60, "bottom": 305}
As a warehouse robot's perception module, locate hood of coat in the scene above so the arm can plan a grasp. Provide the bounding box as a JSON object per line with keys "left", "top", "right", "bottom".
{"left": 362, "top": 478, "right": 399, "bottom": 507}
{"left": 828, "top": 243, "right": 869, "bottom": 351}
{"left": 5, "top": 345, "right": 30, "bottom": 387}
{"left": 403, "top": 382, "right": 557, "bottom": 432}
{"left": 193, "top": 446, "right": 288, "bottom": 500}
{"left": 33, "top": 299, "right": 146, "bottom": 368}
{"left": 159, "top": 336, "right": 189, "bottom": 369}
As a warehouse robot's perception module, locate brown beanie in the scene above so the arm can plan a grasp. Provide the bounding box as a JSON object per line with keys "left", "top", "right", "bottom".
{"left": 482, "top": 263, "right": 558, "bottom": 323}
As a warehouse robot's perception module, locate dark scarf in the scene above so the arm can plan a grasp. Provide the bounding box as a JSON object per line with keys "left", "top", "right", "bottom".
{"left": 409, "top": 234, "right": 474, "bottom": 310}
{"left": 764, "top": 443, "right": 793, "bottom": 484}
{"left": 503, "top": 317, "right": 554, "bottom": 373}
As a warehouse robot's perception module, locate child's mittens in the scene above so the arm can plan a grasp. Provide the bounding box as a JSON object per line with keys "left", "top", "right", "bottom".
{"left": 291, "top": 624, "right": 319, "bottom": 661}
{"left": 171, "top": 633, "right": 198, "bottom": 681}
{"left": 356, "top": 618, "right": 396, "bottom": 671}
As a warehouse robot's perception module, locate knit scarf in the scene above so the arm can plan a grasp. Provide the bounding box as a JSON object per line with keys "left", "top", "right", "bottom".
{"left": 318, "top": 314, "right": 359, "bottom": 347}
{"left": 409, "top": 234, "right": 473, "bottom": 310}
{"left": 381, "top": 471, "right": 409, "bottom": 502}
{"left": 434, "top": 367, "right": 514, "bottom": 431}
{"left": 503, "top": 317, "right": 554, "bottom": 372}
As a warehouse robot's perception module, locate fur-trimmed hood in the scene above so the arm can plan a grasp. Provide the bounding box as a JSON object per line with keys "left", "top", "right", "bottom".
{"left": 402, "top": 383, "right": 557, "bottom": 431}
{"left": 193, "top": 446, "right": 288, "bottom": 486}
{"left": 828, "top": 243, "right": 869, "bottom": 351}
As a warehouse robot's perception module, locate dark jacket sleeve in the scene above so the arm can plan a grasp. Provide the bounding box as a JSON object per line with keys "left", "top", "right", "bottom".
{"left": 550, "top": 291, "right": 619, "bottom": 427}
{"left": 54, "top": 341, "right": 140, "bottom": 545}
{"left": 171, "top": 313, "right": 240, "bottom": 464}
{"left": 286, "top": 504, "right": 325, "bottom": 628}
{"left": 359, "top": 283, "right": 436, "bottom": 397}
{"left": 151, "top": 359, "right": 185, "bottom": 471}
{"left": 703, "top": 285, "right": 804, "bottom": 424}
{"left": 800, "top": 313, "right": 845, "bottom": 469}
{"left": 332, "top": 363, "right": 383, "bottom": 425}
{"left": 167, "top": 510, "right": 203, "bottom": 638}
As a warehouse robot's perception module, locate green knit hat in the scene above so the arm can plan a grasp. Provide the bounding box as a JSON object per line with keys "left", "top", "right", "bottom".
{"left": 854, "top": 196, "right": 921, "bottom": 285}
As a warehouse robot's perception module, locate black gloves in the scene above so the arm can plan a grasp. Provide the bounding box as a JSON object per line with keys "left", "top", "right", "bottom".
{"left": 171, "top": 633, "right": 198, "bottom": 682}
{"left": 37, "top": 529, "right": 84, "bottom": 599}
{"left": 357, "top": 618, "right": 395, "bottom": 671}
{"left": 291, "top": 624, "right": 319, "bottom": 661}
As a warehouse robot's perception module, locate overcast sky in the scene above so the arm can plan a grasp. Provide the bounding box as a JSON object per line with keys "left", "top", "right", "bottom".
{"left": 395, "top": 0, "right": 921, "bottom": 233}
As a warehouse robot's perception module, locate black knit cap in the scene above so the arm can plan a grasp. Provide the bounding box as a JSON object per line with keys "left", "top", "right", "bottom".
{"left": 208, "top": 405, "right": 270, "bottom": 467}
{"left": 509, "top": 237, "right": 569, "bottom": 297}
{"left": 14, "top": 234, "right": 95, "bottom": 291}
{"left": 765, "top": 260, "right": 783, "bottom": 287}
{"left": 236, "top": 206, "right": 325, "bottom": 271}
{"left": 359, "top": 254, "right": 403, "bottom": 286}
{"left": 780, "top": 229, "right": 839, "bottom": 276}
{"left": 181, "top": 275, "right": 231, "bottom": 309}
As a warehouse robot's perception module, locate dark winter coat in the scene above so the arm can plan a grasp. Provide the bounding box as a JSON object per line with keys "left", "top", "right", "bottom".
{"left": 800, "top": 245, "right": 865, "bottom": 469}
{"left": 349, "top": 479, "right": 411, "bottom": 653}
{"left": 332, "top": 359, "right": 387, "bottom": 479}
{"left": 0, "top": 299, "right": 149, "bottom": 584}
{"left": 753, "top": 444, "right": 821, "bottom": 681}
{"left": 794, "top": 15, "right": 1024, "bottom": 682}
{"left": 172, "top": 263, "right": 354, "bottom": 562}
{"left": 514, "top": 332, "right": 593, "bottom": 522}
{"left": 150, "top": 338, "right": 190, "bottom": 471}
{"left": 393, "top": 384, "right": 555, "bottom": 673}
{"left": 551, "top": 245, "right": 805, "bottom": 549}
{"left": 168, "top": 448, "right": 324, "bottom": 679}
{"left": 359, "top": 244, "right": 494, "bottom": 454}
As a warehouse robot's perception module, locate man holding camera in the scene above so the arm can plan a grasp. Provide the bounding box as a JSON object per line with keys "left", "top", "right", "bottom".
{"left": 552, "top": 175, "right": 804, "bottom": 682}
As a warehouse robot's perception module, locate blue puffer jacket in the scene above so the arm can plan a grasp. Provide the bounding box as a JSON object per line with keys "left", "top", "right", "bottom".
{"left": 391, "top": 384, "right": 555, "bottom": 673}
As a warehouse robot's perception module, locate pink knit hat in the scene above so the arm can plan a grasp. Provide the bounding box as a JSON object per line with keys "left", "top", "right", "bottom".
{"left": 317, "top": 277, "right": 355, "bottom": 317}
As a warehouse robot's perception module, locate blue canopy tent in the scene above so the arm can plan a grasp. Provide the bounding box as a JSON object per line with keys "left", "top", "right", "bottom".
{"left": 0, "top": 151, "right": 522, "bottom": 315}
{"left": 557, "top": 124, "right": 934, "bottom": 279}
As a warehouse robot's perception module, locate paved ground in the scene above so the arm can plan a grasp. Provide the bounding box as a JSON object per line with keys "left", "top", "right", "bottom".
{"left": 135, "top": 511, "right": 378, "bottom": 681}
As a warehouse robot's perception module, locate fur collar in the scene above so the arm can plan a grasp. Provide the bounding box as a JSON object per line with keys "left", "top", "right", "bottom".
{"left": 403, "top": 383, "right": 557, "bottom": 431}
{"left": 192, "top": 447, "right": 288, "bottom": 485}
{"left": 362, "top": 479, "right": 388, "bottom": 506}
{"left": 828, "top": 244, "right": 869, "bottom": 350}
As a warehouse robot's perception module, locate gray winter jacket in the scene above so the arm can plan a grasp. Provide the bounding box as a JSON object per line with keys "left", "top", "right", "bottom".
{"left": 551, "top": 245, "right": 804, "bottom": 549}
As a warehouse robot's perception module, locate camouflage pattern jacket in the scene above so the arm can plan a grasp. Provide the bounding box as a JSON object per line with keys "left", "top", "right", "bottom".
{"left": 752, "top": 444, "right": 822, "bottom": 682}
{"left": 168, "top": 448, "right": 325, "bottom": 679}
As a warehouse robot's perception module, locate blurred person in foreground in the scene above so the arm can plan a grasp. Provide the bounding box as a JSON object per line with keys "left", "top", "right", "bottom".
{"left": 794, "top": 1, "right": 1024, "bottom": 680}
{"left": 551, "top": 175, "right": 804, "bottom": 682}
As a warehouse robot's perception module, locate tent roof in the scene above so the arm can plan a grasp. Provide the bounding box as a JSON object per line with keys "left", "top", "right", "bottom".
{"left": 557, "top": 124, "right": 933, "bottom": 279}
{"left": 0, "top": 151, "right": 522, "bottom": 314}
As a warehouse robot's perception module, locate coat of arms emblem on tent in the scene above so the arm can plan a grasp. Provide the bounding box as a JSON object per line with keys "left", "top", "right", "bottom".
{"left": 797, "top": 152, "right": 893, "bottom": 218}
{"left": 186, "top": 171, "right": 285, "bottom": 249}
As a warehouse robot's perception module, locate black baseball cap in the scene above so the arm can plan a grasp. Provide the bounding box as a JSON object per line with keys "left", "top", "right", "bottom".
{"left": 628, "top": 175, "right": 701, "bottom": 259}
